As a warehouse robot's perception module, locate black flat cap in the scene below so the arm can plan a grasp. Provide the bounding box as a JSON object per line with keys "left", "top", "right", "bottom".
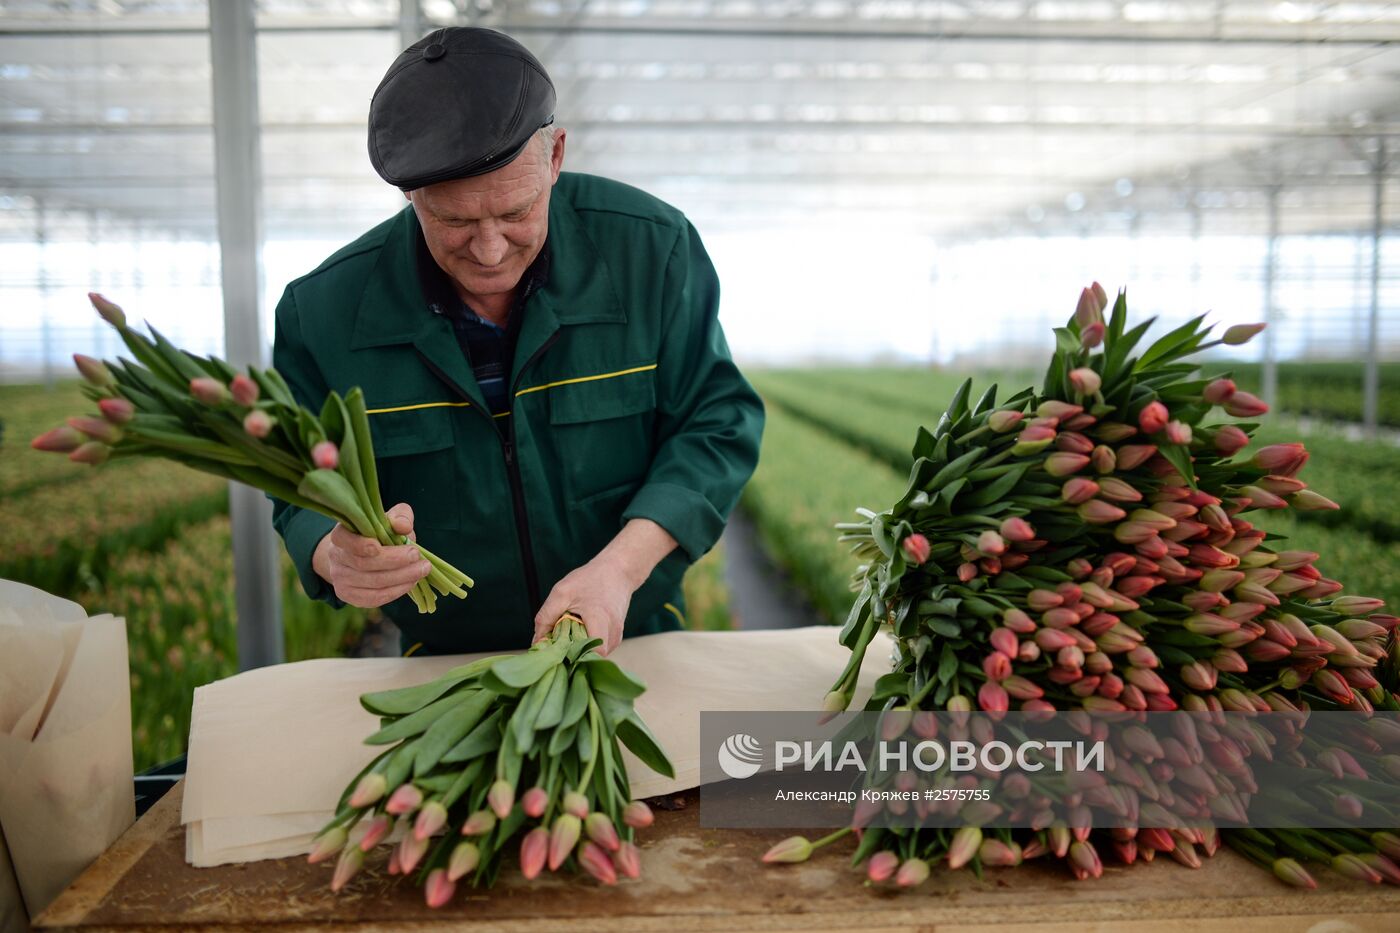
{"left": 368, "top": 27, "right": 556, "bottom": 190}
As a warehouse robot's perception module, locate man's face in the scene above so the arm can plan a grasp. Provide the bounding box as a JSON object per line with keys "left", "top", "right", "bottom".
{"left": 407, "top": 130, "right": 565, "bottom": 302}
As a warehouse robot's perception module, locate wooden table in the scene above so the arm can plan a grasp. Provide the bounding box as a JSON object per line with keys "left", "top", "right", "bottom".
{"left": 33, "top": 780, "right": 1400, "bottom": 932}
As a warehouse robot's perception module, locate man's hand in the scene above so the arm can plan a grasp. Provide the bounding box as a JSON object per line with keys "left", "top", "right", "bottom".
{"left": 532, "top": 518, "right": 678, "bottom": 655}
{"left": 312, "top": 502, "right": 430, "bottom": 608}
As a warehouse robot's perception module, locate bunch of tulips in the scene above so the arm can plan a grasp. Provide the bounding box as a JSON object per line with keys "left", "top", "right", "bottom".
{"left": 763, "top": 284, "right": 1400, "bottom": 889}
{"left": 29, "top": 293, "right": 472, "bottom": 612}
{"left": 309, "top": 614, "right": 675, "bottom": 903}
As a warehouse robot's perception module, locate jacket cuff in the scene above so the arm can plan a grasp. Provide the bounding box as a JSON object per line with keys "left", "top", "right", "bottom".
{"left": 282, "top": 508, "right": 344, "bottom": 608}
{"left": 621, "top": 481, "right": 724, "bottom": 563}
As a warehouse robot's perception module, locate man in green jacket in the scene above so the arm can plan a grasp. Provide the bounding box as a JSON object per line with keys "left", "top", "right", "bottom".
{"left": 269, "top": 27, "right": 764, "bottom": 658}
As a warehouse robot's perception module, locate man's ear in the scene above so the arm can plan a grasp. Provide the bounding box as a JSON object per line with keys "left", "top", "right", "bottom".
{"left": 549, "top": 128, "right": 567, "bottom": 184}
{"left": 403, "top": 189, "right": 413, "bottom": 202}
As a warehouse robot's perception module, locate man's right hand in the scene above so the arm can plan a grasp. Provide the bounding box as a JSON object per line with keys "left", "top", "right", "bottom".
{"left": 312, "top": 502, "right": 432, "bottom": 608}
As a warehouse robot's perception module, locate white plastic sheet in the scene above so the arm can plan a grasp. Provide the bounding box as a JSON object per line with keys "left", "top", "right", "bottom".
{"left": 0, "top": 579, "right": 135, "bottom": 929}
{"left": 182, "top": 625, "right": 894, "bottom": 866}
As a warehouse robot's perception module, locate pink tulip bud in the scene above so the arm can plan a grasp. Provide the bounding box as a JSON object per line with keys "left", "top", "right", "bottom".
{"left": 609, "top": 840, "right": 641, "bottom": 879}
{"left": 894, "top": 857, "right": 931, "bottom": 887}
{"left": 982, "top": 652, "right": 1012, "bottom": 682}
{"left": 1211, "top": 424, "right": 1250, "bottom": 455}
{"left": 548, "top": 814, "right": 582, "bottom": 870}
{"left": 74, "top": 353, "right": 114, "bottom": 386}
{"left": 999, "top": 516, "right": 1036, "bottom": 542}
{"left": 901, "top": 533, "right": 931, "bottom": 565}
{"left": 230, "top": 373, "right": 260, "bottom": 406}
{"left": 946, "top": 695, "right": 973, "bottom": 713}
{"left": 88, "top": 292, "right": 127, "bottom": 328}
{"left": 311, "top": 440, "right": 340, "bottom": 470}
{"left": 1074, "top": 286, "right": 1103, "bottom": 328}
{"left": 487, "top": 779, "right": 515, "bottom": 819}
{"left": 1068, "top": 367, "right": 1102, "bottom": 396}
{"left": 357, "top": 814, "right": 392, "bottom": 851}
{"left": 1078, "top": 499, "right": 1127, "bottom": 524}
{"left": 989, "top": 628, "right": 1018, "bottom": 657}
{"left": 1081, "top": 321, "right": 1105, "bottom": 349}
{"left": 189, "top": 376, "right": 230, "bottom": 405}
{"left": 307, "top": 825, "right": 347, "bottom": 864}
{"left": 585, "top": 812, "right": 621, "bottom": 852}
{"left": 1164, "top": 420, "right": 1192, "bottom": 445}
{"left": 243, "top": 409, "right": 276, "bottom": 438}
{"left": 1272, "top": 857, "right": 1319, "bottom": 889}
{"left": 331, "top": 844, "right": 364, "bottom": 892}
{"left": 947, "top": 827, "right": 983, "bottom": 869}
{"left": 1038, "top": 400, "right": 1083, "bottom": 420}
{"left": 461, "top": 809, "right": 496, "bottom": 836}
{"left": 1222, "top": 322, "right": 1266, "bottom": 345}
{"left": 866, "top": 850, "right": 900, "bottom": 882}
{"left": 31, "top": 425, "right": 85, "bottom": 453}
{"left": 1250, "top": 443, "right": 1308, "bottom": 477}
{"left": 562, "top": 790, "right": 590, "bottom": 819}
{"left": 385, "top": 783, "right": 422, "bottom": 816}
{"left": 414, "top": 800, "right": 449, "bottom": 840}
{"left": 762, "top": 834, "right": 812, "bottom": 864}
{"left": 1116, "top": 444, "right": 1158, "bottom": 471}
{"left": 1373, "top": 832, "right": 1400, "bottom": 860}
{"left": 520, "top": 827, "right": 549, "bottom": 879}
{"left": 622, "top": 801, "right": 653, "bottom": 829}
{"left": 1290, "top": 489, "right": 1339, "bottom": 511}
{"left": 978, "top": 681, "right": 1010, "bottom": 712}
{"left": 520, "top": 786, "right": 548, "bottom": 818}
{"left": 1061, "top": 477, "right": 1100, "bottom": 504}
{"left": 97, "top": 397, "right": 135, "bottom": 424}
{"left": 1203, "top": 378, "right": 1236, "bottom": 404}
{"left": 1224, "top": 390, "right": 1268, "bottom": 418}
{"left": 976, "top": 529, "right": 1006, "bottom": 557}
{"left": 1137, "top": 401, "right": 1169, "bottom": 435}
{"left": 397, "top": 831, "right": 429, "bottom": 874}
{"left": 988, "top": 409, "right": 1025, "bottom": 432}
{"left": 1045, "top": 452, "right": 1091, "bottom": 477}
{"left": 67, "top": 415, "right": 121, "bottom": 444}
{"left": 1334, "top": 596, "right": 1386, "bottom": 616}
{"left": 447, "top": 841, "right": 480, "bottom": 881}
{"left": 69, "top": 441, "right": 111, "bottom": 465}
{"left": 423, "top": 867, "right": 456, "bottom": 908}
{"left": 349, "top": 773, "right": 388, "bottom": 809}
{"left": 1331, "top": 853, "right": 1383, "bottom": 884}
{"left": 1068, "top": 840, "right": 1103, "bottom": 880}
{"left": 387, "top": 845, "right": 402, "bottom": 876}
{"left": 579, "top": 840, "right": 619, "bottom": 884}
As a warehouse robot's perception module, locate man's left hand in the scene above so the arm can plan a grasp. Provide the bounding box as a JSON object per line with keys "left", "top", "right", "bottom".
{"left": 531, "top": 518, "right": 679, "bottom": 655}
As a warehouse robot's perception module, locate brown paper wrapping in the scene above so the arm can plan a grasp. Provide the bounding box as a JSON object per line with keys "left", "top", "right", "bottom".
{"left": 182, "top": 626, "right": 894, "bottom": 866}
{"left": 0, "top": 580, "right": 136, "bottom": 924}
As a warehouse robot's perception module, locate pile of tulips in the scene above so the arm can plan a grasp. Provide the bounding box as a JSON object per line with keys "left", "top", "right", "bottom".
{"left": 310, "top": 615, "right": 674, "bottom": 903}
{"left": 768, "top": 284, "right": 1400, "bottom": 888}
{"left": 30, "top": 293, "right": 472, "bottom": 612}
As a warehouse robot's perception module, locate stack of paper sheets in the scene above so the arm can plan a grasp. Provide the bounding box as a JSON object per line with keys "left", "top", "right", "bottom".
{"left": 182, "top": 625, "right": 894, "bottom": 867}
{"left": 0, "top": 579, "right": 135, "bottom": 929}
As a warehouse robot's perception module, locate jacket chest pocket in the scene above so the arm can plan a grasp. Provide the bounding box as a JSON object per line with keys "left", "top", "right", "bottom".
{"left": 365, "top": 405, "right": 463, "bottom": 530}
{"left": 547, "top": 368, "right": 657, "bottom": 507}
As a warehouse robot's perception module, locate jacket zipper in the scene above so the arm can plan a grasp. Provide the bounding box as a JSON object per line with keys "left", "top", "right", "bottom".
{"left": 505, "top": 331, "right": 561, "bottom": 614}
{"left": 415, "top": 332, "right": 559, "bottom": 617}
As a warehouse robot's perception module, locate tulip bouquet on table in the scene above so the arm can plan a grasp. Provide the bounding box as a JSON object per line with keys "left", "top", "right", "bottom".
{"left": 29, "top": 293, "right": 472, "bottom": 613}
{"left": 764, "top": 284, "right": 1400, "bottom": 889}
{"left": 308, "top": 614, "right": 675, "bottom": 903}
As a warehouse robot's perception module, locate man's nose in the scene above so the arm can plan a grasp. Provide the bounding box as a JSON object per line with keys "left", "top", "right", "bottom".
{"left": 466, "top": 226, "right": 509, "bottom": 266}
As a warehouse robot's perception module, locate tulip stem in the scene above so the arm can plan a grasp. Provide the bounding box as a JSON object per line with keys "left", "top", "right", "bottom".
{"left": 810, "top": 827, "right": 853, "bottom": 851}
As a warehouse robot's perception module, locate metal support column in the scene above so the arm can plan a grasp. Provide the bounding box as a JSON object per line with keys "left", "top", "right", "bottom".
{"left": 1262, "top": 186, "right": 1280, "bottom": 410}
{"left": 210, "top": 0, "right": 283, "bottom": 670}
{"left": 36, "top": 199, "right": 54, "bottom": 389}
{"left": 1363, "top": 140, "right": 1386, "bottom": 436}
{"left": 399, "top": 0, "right": 423, "bottom": 51}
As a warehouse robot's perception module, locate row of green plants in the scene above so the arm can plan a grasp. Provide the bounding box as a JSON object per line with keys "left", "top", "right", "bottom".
{"left": 741, "top": 406, "right": 906, "bottom": 622}
{"left": 752, "top": 371, "right": 1400, "bottom": 545}
{"left": 0, "top": 382, "right": 98, "bottom": 497}
{"left": 75, "top": 513, "right": 374, "bottom": 772}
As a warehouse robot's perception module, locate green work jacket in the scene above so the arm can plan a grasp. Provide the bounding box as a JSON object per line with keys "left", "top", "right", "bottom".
{"left": 268, "top": 172, "right": 764, "bottom": 657}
